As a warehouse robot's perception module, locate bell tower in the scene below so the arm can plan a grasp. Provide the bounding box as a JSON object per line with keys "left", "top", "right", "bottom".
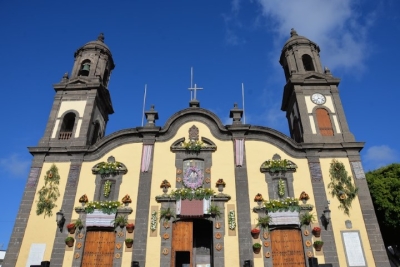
{"left": 280, "top": 29, "right": 355, "bottom": 143}
{"left": 38, "top": 33, "right": 115, "bottom": 148}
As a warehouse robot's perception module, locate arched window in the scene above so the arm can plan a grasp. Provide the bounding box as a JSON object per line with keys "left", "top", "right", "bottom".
{"left": 316, "top": 108, "right": 334, "bottom": 136}
{"left": 59, "top": 112, "right": 76, "bottom": 140}
{"left": 79, "top": 59, "right": 91, "bottom": 76}
{"left": 302, "top": 54, "right": 315, "bottom": 71}
{"left": 90, "top": 121, "right": 101, "bottom": 145}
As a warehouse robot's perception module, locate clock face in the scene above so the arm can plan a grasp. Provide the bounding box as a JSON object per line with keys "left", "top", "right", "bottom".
{"left": 311, "top": 93, "right": 326, "bottom": 105}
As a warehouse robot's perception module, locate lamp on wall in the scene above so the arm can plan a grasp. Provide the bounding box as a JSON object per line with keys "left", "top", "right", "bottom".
{"left": 56, "top": 209, "right": 65, "bottom": 232}
{"left": 322, "top": 201, "right": 331, "bottom": 230}
{"left": 244, "top": 260, "right": 252, "bottom": 267}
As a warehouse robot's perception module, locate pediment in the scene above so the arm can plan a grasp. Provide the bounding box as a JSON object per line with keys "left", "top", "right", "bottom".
{"left": 67, "top": 77, "right": 89, "bottom": 85}
{"left": 302, "top": 73, "right": 327, "bottom": 80}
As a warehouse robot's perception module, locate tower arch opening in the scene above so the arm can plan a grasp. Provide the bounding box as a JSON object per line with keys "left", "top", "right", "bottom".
{"left": 302, "top": 54, "right": 315, "bottom": 71}
{"left": 59, "top": 112, "right": 76, "bottom": 140}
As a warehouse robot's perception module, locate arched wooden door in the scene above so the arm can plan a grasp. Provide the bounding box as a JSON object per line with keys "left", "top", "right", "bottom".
{"left": 81, "top": 230, "right": 115, "bottom": 266}
{"left": 270, "top": 229, "right": 306, "bottom": 267}
{"left": 171, "top": 221, "right": 193, "bottom": 267}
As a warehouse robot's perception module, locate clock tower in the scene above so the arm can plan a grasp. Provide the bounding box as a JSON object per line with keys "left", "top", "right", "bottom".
{"left": 280, "top": 29, "right": 355, "bottom": 143}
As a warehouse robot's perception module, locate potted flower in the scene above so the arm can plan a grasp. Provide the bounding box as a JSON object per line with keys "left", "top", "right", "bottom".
{"left": 112, "top": 215, "right": 128, "bottom": 228}
{"left": 121, "top": 194, "right": 132, "bottom": 206}
{"left": 126, "top": 223, "right": 135, "bottom": 233}
{"left": 299, "top": 191, "right": 310, "bottom": 204}
{"left": 300, "top": 212, "right": 315, "bottom": 226}
{"left": 313, "top": 240, "right": 324, "bottom": 251}
{"left": 125, "top": 238, "right": 133, "bottom": 248}
{"left": 160, "top": 180, "right": 171, "bottom": 194}
{"left": 312, "top": 226, "right": 321, "bottom": 237}
{"left": 215, "top": 179, "right": 226, "bottom": 193}
{"left": 254, "top": 193, "right": 264, "bottom": 202}
{"left": 253, "top": 242, "right": 262, "bottom": 254}
{"left": 74, "top": 218, "right": 84, "bottom": 231}
{"left": 65, "top": 236, "right": 75, "bottom": 247}
{"left": 160, "top": 207, "right": 176, "bottom": 222}
{"left": 251, "top": 228, "right": 260, "bottom": 239}
{"left": 67, "top": 223, "right": 76, "bottom": 234}
{"left": 79, "top": 194, "right": 88, "bottom": 206}
{"left": 207, "top": 205, "right": 221, "bottom": 218}
{"left": 256, "top": 215, "right": 271, "bottom": 230}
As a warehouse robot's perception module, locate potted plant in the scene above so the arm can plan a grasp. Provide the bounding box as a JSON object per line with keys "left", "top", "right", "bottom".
{"left": 254, "top": 193, "right": 264, "bottom": 202}
{"left": 160, "top": 207, "right": 175, "bottom": 222}
{"left": 79, "top": 194, "right": 88, "bottom": 206}
{"left": 299, "top": 191, "right": 310, "bottom": 204}
{"left": 256, "top": 215, "right": 271, "bottom": 230}
{"left": 300, "top": 212, "right": 315, "bottom": 225}
{"left": 125, "top": 238, "right": 133, "bottom": 248}
{"left": 121, "top": 194, "right": 132, "bottom": 206}
{"left": 65, "top": 236, "right": 75, "bottom": 247}
{"left": 313, "top": 240, "right": 324, "bottom": 251}
{"left": 126, "top": 223, "right": 135, "bottom": 233}
{"left": 251, "top": 228, "right": 260, "bottom": 239}
{"left": 215, "top": 179, "right": 226, "bottom": 193}
{"left": 67, "top": 223, "right": 76, "bottom": 234}
{"left": 253, "top": 242, "right": 262, "bottom": 254}
{"left": 160, "top": 180, "right": 171, "bottom": 194}
{"left": 74, "top": 218, "right": 84, "bottom": 231}
{"left": 312, "top": 226, "right": 321, "bottom": 237}
{"left": 208, "top": 205, "right": 221, "bottom": 218}
{"left": 113, "top": 215, "right": 128, "bottom": 228}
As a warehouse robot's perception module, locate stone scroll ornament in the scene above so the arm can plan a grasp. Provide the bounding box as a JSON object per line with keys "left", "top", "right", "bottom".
{"left": 36, "top": 164, "right": 61, "bottom": 217}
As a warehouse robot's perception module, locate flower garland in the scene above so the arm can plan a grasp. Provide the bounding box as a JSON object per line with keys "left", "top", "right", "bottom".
{"left": 150, "top": 211, "right": 157, "bottom": 231}
{"left": 170, "top": 187, "right": 215, "bottom": 200}
{"left": 278, "top": 179, "right": 286, "bottom": 197}
{"left": 264, "top": 197, "right": 300, "bottom": 213}
{"left": 94, "top": 161, "right": 124, "bottom": 176}
{"left": 261, "top": 159, "right": 297, "bottom": 172}
{"left": 182, "top": 140, "right": 205, "bottom": 152}
{"left": 36, "top": 164, "right": 61, "bottom": 217}
{"left": 83, "top": 200, "right": 121, "bottom": 214}
{"left": 103, "top": 180, "right": 112, "bottom": 198}
{"left": 228, "top": 210, "right": 236, "bottom": 230}
{"left": 183, "top": 166, "right": 204, "bottom": 189}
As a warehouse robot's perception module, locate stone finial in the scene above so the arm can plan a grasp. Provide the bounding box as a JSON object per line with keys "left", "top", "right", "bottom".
{"left": 290, "top": 28, "right": 298, "bottom": 37}
{"left": 324, "top": 66, "right": 332, "bottom": 75}
{"left": 229, "top": 103, "right": 243, "bottom": 125}
{"left": 98, "top": 33, "right": 105, "bottom": 42}
{"left": 145, "top": 105, "right": 159, "bottom": 127}
{"left": 61, "top": 72, "right": 69, "bottom": 83}
{"left": 189, "top": 99, "right": 200, "bottom": 108}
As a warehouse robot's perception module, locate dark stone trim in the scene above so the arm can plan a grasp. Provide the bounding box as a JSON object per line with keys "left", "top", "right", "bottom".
{"left": 306, "top": 158, "right": 339, "bottom": 267}
{"left": 264, "top": 171, "right": 295, "bottom": 199}
{"left": 50, "top": 161, "right": 82, "bottom": 266}
{"left": 350, "top": 162, "right": 390, "bottom": 266}
{"left": 131, "top": 144, "right": 155, "bottom": 266}
{"left": 3, "top": 155, "right": 45, "bottom": 267}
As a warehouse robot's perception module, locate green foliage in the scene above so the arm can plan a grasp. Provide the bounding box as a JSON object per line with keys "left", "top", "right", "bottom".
{"left": 83, "top": 200, "right": 122, "bottom": 214}
{"left": 208, "top": 204, "right": 222, "bottom": 218}
{"left": 261, "top": 159, "right": 297, "bottom": 172}
{"left": 74, "top": 218, "right": 84, "bottom": 229}
{"left": 253, "top": 243, "right": 262, "bottom": 249}
{"left": 299, "top": 212, "right": 316, "bottom": 225}
{"left": 65, "top": 236, "right": 74, "bottom": 242}
{"left": 170, "top": 188, "right": 215, "bottom": 200}
{"left": 327, "top": 159, "right": 358, "bottom": 215}
{"left": 256, "top": 216, "right": 272, "bottom": 229}
{"left": 93, "top": 161, "right": 124, "bottom": 175}
{"left": 264, "top": 198, "right": 300, "bottom": 212}
{"left": 112, "top": 215, "right": 128, "bottom": 228}
{"left": 125, "top": 238, "right": 133, "bottom": 243}
{"left": 314, "top": 240, "right": 324, "bottom": 245}
{"left": 36, "top": 164, "right": 61, "bottom": 217}
{"left": 366, "top": 164, "right": 400, "bottom": 229}
{"left": 160, "top": 207, "right": 176, "bottom": 222}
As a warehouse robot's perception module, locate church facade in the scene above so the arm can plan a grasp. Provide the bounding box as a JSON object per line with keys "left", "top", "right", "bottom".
{"left": 4, "top": 31, "right": 389, "bottom": 267}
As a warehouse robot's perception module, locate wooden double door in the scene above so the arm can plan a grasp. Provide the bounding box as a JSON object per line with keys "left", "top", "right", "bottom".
{"left": 171, "top": 220, "right": 213, "bottom": 267}
{"left": 81, "top": 230, "right": 115, "bottom": 266}
{"left": 270, "top": 229, "right": 306, "bottom": 267}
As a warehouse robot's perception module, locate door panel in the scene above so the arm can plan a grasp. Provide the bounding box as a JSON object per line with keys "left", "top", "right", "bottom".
{"left": 271, "top": 229, "right": 305, "bottom": 267}
{"left": 171, "top": 221, "right": 193, "bottom": 267}
{"left": 81, "top": 230, "right": 115, "bottom": 266}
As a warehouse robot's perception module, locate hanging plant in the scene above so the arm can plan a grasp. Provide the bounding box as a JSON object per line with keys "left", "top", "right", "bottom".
{"left": 327, "top": 159, "right": 359, "bottom": 215}
{"left": 261, "top": 159, "right": 297, "bottom": 172}
{"left": 170, "top": 187, "right": 214, "bottom": 200}
{"left": 103, "top": 180, "right": 112, "bottom": 198}
{"left": 228, "top": 210, "right": 236, "bottom": 230}
{"left": 82, "top": 200, "right": 122, "bottom": 214}
{"left": 150, "top": 211, "right": 157, "bottom": 231}
{"left": 278, "top": 179, "right": 285, "bottom": 197}
{"left": 36, "top": 164, "right": 61, "bottom": 217}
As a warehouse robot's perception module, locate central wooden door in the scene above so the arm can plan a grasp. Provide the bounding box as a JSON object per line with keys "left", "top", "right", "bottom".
{"left": 270, "top": 229, "right": 306, "bottom": 267}
{"left": 81, "top": 230, "right": 115, "bottom": 266}
{"left": 171, "top": 221, "right": 193, "bottom": 267}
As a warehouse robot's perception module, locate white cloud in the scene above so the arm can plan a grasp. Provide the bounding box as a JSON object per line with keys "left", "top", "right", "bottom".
{"left": 363, "top": 145, "right": 399, "bottom": 171}
{"left": 0, "top": 154, "right": 31, "bottom": 178}
{"left": 256, "top": 0, "right": 375, "bottom": 72}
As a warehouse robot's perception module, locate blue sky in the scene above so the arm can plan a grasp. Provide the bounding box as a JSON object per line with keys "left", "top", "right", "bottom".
{"left": 1, "top": 0, "right": 399, "bottom": 249}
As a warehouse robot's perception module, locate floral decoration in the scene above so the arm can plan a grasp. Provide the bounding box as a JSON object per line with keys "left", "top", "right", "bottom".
{"left": 299, "top": 191, "right": 310, "bottom": 201}
{"left": 82, "top": 200, "right": 122, "bottom": 214}
{"left": 251, "top": 228, "right": 260, "bottom": 234}
{"left": 150, "top": 210, "right": 157, "bottom": 231}
{"left": 261, "top": 159, "right": 297, "bottom": 172}
{"left": 278, "top": 179, "right": 286, "bottom": 197}
{"left": 254, "top": 193, "right": 264, "bottom": 202}
{"left": 183, "top": 166, "right": 204, "bottom": 189}
{"left": 160, "top": 180, "right": 171, "bottom": 188}
{"left": 182, "top": 139, "right": 205, "bottom": 152}
{"left": 121, "top": 194, "right": 132, "bottom": 203}
{"left": 170, "top": 187, "right": 214, "bottom": 200}
{"left": 93, "top": 161, "right": 125, "bottom": 176}
{"left": 312, "top": 226, "right": 321, "bottom": 232}
{"left": 79, "top": 194, "right": 88, "bottom": 203}
{"left": 216, "top": 179, "right": 226, "bottom": 187}
{"left": 228, "top": 210, "right": 236, "bottom": 230}
{"left": 67, "top": 223, "right": 75, "bottom": 229}
{"left": 264, "top": 197, "right": 300, "bottom": 213}
{"left": 36, "top": 164, "right": 60, "bottom": 217}
{"left": 103, "top": 180, "right": 112, "bottom": 198}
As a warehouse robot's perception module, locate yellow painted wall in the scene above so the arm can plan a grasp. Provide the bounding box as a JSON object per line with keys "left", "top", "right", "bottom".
{"left": 320, "top": 158, "right": 375, "bottom": 267}
{"left": 16, "top": 162, "right": 71, "bottom": 266}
